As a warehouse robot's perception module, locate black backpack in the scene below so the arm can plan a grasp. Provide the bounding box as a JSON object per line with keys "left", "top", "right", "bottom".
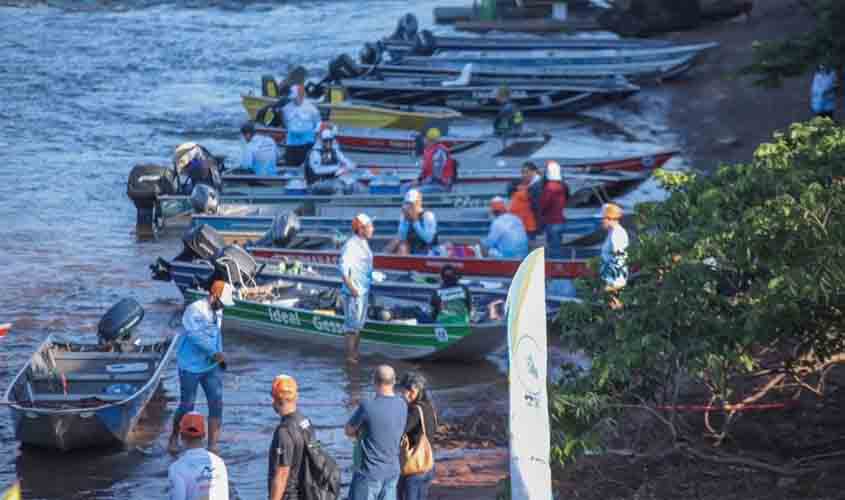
{"left": 285, "top": 420, "right": 341, "bottom": 500}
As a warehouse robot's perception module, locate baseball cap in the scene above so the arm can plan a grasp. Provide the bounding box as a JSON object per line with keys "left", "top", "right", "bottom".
{"left": 403, "top": 189, "right": 421, "bottom": 205}
{"left": 271, "top": 374, "right": 298, "bottom": 401}
{"left": 545, "top": 161, "right": 562, "bottom": 181}
{"left": 179, "top": 412, "right": 206, "bottom": 438}
{"left": 601, "top": 203, "right": 624, "bottom": 220}
{"left": 490, "top": 196, "right": 507, "bottom": 213}
{"left": 210, "top": 280, "right": 235, "bottom": 306}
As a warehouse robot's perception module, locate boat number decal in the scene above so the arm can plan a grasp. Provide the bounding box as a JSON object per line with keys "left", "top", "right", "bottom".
{"left": 435, "top": 327, "right": 449, "bottom": 343}
{"left": 452, "top": 196, "right": 484, "bottom": 209}
{"left": 268, "top": 308, "right": 303, "bottom": 327}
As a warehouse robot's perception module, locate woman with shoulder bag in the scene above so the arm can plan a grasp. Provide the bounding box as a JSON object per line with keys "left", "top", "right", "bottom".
{"left": 397, "top": 372, "right": 438, "bottom": 500}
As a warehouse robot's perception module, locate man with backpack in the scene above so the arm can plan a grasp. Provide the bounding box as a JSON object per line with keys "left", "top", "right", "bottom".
{"left": 268, "top": 374, "right": 341, "bottom": 500}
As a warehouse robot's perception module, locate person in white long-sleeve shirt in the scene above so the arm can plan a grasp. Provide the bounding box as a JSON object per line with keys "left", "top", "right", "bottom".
{"left": 239, "top": 122, "right": 279, "bottom": 176}
{"left": 339, "top": 213, "right": 375, "bottom": 364}
{"left": 282, "top": 85, "right": 321, "bottom": 166}
{"left": 169, "top": 280, "right": 234, "bottom": 455}
{"left": 599, "top": 203, "right": 629, "bottom": 301}
{"left": 169, "top": 412, "right": 230, "bottom": 500}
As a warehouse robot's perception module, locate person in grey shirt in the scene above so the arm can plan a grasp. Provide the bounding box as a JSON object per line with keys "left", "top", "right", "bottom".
{"left": 346, "top": 365, "right": 408, "bottom": 500}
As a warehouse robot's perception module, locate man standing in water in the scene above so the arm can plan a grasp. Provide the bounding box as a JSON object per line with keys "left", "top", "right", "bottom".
{"left": 283, "top": 84, "right": 322, "bottom": 166}
{"left": 346, "top": 365, "right": 408, "bottom": 500}
{"left": 169, "top": 412, "right": 230, "bottom": 500}
{"left": 268, "top": 374, "right": 313, "bottom": 500}
{"left": 340, "top": 213, "right": 375, "bottom": 364}
{"left": 169, "top": 280, "right": 234, "bottom": 455}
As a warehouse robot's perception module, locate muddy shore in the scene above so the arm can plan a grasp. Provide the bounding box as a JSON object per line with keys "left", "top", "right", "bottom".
{"left": 429, "top": 2, "right": 817, "bottom": 498}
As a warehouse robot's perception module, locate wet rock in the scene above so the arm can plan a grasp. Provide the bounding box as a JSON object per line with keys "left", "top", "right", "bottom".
{"left": 777, "top": 476, "right": 797, "bottom": 489}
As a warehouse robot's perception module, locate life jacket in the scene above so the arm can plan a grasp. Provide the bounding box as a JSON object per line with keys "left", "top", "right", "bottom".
{"left": 420, "top": 143, "right": 455, "bottom": 186}
{"left": 305, "top": 144, "right": 340, "bottom": 184}
{"left": 509, "top": 184, "right": 537, "bottom": 233}
{"left": 435, "top": 286, "right": 470, "bottom": 325}
{"left": 405, "top": 212, "right": 439, "bottom": 254}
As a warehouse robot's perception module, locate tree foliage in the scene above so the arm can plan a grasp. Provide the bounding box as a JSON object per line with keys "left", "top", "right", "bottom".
{"left": 552, "top": 120, "right": 845, "bottom": 466}
{"left": 742, "top": 0, "right": 845, "bottom": 87}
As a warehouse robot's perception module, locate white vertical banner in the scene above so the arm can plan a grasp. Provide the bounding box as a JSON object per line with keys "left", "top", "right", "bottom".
{"left": 506, "top": 247, "right": 552, "bottom": 500}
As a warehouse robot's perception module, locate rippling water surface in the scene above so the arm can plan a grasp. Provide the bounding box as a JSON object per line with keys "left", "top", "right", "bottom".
{"left": 0, "top": 2, "right": 683, "bottom": 498}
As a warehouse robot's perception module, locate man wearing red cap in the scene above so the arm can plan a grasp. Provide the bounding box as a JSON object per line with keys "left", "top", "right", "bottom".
{"left": 268, "top": 375, "right": 315, "bottom": 500}
{"left": 168, "top": 411, "right": 230, "bottom": 500}
{"left": 169, "top": 280, "right": 234, "bottom": 455}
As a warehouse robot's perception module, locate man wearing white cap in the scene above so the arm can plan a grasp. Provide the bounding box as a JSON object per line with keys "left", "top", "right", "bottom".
{"left": 385, "top": 189, "right": 439, "bottom": 256}
{"left": 306, "top": 126, "right": 357, "bottom": 191}
{"left": 282, "top": 84, "right": 321, "bottom": 166}
{"left": 539, "top": 161, "right": 569, "bottom": 259}
{"left": 340, "top": 213, "right": 375, "bottom": 363}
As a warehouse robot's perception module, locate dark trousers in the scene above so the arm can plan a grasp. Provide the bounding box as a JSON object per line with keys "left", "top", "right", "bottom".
{"left": 284, "top": 143, "right": 313, "bottom": 166}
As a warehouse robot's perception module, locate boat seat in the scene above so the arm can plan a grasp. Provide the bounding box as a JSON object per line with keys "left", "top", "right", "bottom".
{"left": 52, "top": 352, "right": 161, "bottom": 361}
{"left": 31, "top": 393, "right": 130, "bottom": 403}
{"left": 30, "top": 373, "right": 151, "bottom": 383}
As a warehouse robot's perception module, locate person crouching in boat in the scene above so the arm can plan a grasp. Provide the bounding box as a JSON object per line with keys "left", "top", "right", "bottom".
{"left": 480, "top": 196, "right": 529, "bottom": 259}
{"left": 429, "top": 265, "right": 472, "bottom": 325}
{"left": 385, "top": 189, "right": 439, "bottom": 256}
{"left": 306, "top": 126, "right": 360, "bottom": 194}
{"left": 240, "top": 121, "right": 279, "bottom": 176}
{"left": 283, "top": 84, "right": 321, "bottom": 166}
{"left": 493, "top": 85, "right": 524, "bottom": 139}
{"left": 404, "top": 128, "right": 455, "bottom": 194}
{"left": 599, "top": 203, "right": 629, "bottom": 309}
{"left": 340, "top": 213, "right": 375, "bottom": 364}
{"left": 169, "top": 280, "right": 234, "bottom": 455}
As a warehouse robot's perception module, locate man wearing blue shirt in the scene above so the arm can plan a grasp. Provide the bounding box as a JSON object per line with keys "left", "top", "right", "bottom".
{"left": 239, "top": 121, "right": 279, "bottom": 176}
{"left": 480, "top": 196, "right": 529, "bottom": 259}
{"left": 340, "top": 213, "right": 375, "bottom": 364}
{"left": 385, "top": 189, "right": 439, "bottom": 256}
{"left": 168, "top": 280, "right": 234, "bottom": 455}
{"left": 346, "top": 365, "right": 408, "bottom": 500}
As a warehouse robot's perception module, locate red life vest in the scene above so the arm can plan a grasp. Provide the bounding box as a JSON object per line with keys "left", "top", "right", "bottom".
{"left": 419, "top": 143, "right": 455, "bottom": 186}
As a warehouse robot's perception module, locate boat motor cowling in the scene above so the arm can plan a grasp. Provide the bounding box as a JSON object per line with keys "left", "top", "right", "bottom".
{"left": 190, "top": 184, "right": 219, "bottom": 215}
{"left": 98, "top": 298, "right": 145, "bottom": 348}
{"left": 389, "top": 13, "right": 419, "bottom": 41}
{"left": 179, "top": 224, "right": 225, "bottom": 261}
{"left": 213, "top": 245, "right": 259, "bottom": 287}
{"left": 127, "top": 164, "right": 178, "bottom": 226}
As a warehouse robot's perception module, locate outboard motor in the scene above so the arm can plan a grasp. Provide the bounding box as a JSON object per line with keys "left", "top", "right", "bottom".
{"left": 389, "top": 13, "right": 419, "bottom": 41}
{"left": 412, "top": 29, "right": 437, "bottom": 56}
{"left": 213, "top": 245, "right": 260, "bottom": 288}
{"left": 252, "top": 212, "right": 301, "bottom": 248}
{"left": 97, "top": 298, "right": 145, "bottom": 352}
{"left": 190, "top": 184, "right": 219, "bottom": 215}
{"left": 328, "top": 54, "right": 364, "bottom": 82}
{"left": 127, "top": 164, "right": 178, "bottom": 229}
{"left": 179, "top": 224, "right": 225, "bottom": 261}
{"left": 359, "top": 42, "right": 383, "bottom": 66}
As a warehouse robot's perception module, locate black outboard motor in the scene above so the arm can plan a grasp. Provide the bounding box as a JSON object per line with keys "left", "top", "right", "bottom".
{"left": 412, "top": 29, "right": 437, "bottom": 56}
{"left": 251, "top": 212, "right": 301, "bottom": 248}
{"left": 213, "top": 245, "right": 260, "bottom": 287}
{"left": 328, "top": 54, "right": 364, "bottom": 82}
{"left": 190, "top": 184, "right": 219, "bottom": 215}
{"left": 127, "top": 164, "right": 179, "bottom": 228}
{"left": 389, "top": 13, "right": 419, "bottom": 41}
{"left": 179, "top": 224, "right": 225, "bottom": 262}
{"left": 359, "top": 42, "right": 383, "bottom": 66}
{"left": 97, "top": 298, "right": 145, "bottom": 352}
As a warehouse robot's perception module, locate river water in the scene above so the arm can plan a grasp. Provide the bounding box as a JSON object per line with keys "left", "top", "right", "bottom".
{"left": 0, "top": 2, "right": 684, "bottom": 498}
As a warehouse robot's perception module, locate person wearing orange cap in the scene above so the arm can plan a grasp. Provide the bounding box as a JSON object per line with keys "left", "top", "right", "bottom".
{"left": 539, "top": 161, "right": 569, "bottom": 259}
{"left": 169, "top": 279, "right": 234, "bottom": 455}
{"left": 480, "top": 196, "right": 528, "bottom": 259}
{"left": 268, "top": 375, "right": 316, "bottom": 500}
{"left": 599, "top": 203, "right": 629, "bottom": 291}
{"left": 340, "top": 214, "right": 375, "bottom": 363}
{"left": 168, "top": 411, "right": 230, "bottom": 500}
